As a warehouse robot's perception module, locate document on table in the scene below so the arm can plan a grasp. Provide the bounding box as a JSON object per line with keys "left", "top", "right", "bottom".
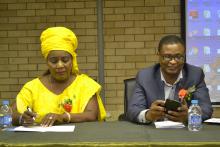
{"left": 12, "top": 125, "right": 75, "bottom": 132}
{"left": 154, "top": 120, "right": 185, "bottom": 128}
{"left": 204, "top": 118, "right": 220, "bottom": 124}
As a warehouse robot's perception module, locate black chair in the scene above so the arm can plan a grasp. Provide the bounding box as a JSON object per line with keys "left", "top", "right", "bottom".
{"left": 118, "top": 78, "right": 136, "bottom": 121}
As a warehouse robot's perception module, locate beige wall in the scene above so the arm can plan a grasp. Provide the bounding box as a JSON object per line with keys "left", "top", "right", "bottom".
{"left": 0, "top": 0, "right": 219, "bottom": 119}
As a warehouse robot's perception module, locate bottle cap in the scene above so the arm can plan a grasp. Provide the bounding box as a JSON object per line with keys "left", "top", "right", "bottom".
{"left": 2, "top": 100, "right": 9, "bottom": 105}
{"left": 191, "top": 99, "right": 198, "bottom": 104}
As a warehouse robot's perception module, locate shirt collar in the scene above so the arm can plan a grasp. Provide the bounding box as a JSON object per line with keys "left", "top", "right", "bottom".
{"left": 160, "top": 69, "right": 183, "bottom": 86}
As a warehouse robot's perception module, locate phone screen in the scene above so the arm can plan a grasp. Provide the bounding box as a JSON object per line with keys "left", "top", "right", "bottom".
{"left": 164, "top": 99, "right": 181, "bottom": 112}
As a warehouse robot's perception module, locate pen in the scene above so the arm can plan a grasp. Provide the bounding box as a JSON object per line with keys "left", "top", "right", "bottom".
{"left": 27, "top": 106, "right": 35, "bottom": 120}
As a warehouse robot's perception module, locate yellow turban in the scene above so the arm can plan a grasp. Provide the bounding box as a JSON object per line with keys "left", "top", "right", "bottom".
{"left": 40, "top": 27, "right": 79, "bottom": 74}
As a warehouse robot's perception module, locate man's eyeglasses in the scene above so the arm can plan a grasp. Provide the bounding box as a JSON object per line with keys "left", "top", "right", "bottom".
{"left": 160, "top": 54, "right": 185, "bottom": 62}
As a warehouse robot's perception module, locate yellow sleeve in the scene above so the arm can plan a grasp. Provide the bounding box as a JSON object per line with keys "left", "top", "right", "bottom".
{"left": 97, "top": 93, "right": 106, "bottom": 121}
{"left": 77, "top": 74, "right": 106, "bottom": 121}
{"left": 16, "top": 80, "right": 35, "bottom": 114}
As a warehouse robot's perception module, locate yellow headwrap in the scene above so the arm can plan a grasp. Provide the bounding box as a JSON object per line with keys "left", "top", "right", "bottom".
{"left": 40, "top": 27, "right": 79, "bottom": 74}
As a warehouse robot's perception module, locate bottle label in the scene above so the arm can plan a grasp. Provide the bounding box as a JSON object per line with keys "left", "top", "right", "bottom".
{"left": 0, "top": 115, "right": 3, "bottom": 126}
{"left": 3, "top": 115, "right": 12, "bottom": 126}
{"left": 189, "top": 115, "right": 201, "bottom": 125}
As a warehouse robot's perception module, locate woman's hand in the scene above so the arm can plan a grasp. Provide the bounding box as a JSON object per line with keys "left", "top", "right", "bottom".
{"left": 40, "top": 113, "right": 65, "bottom": 127}
{"left": 20, "top": 110, "right": 37, "bottom": 126}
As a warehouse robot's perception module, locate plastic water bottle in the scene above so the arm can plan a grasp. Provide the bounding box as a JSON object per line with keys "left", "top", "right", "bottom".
{"left": 0, "top": 103, "right": 3, "bottom": 128}
{"left": 1, "top": 100, "right": 12, "bottom": 128}
{"left": 188, "top": 100, "right": 202, "bottom": 131}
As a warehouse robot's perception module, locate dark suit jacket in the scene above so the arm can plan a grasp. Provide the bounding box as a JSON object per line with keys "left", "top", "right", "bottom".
{"left": 127, "top": 63, "right": 213, "bottom": 123}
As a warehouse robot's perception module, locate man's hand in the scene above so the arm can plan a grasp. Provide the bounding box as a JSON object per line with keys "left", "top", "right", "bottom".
{"left": 145, "top": 100, "right": 166, "bottom": 121}
{"left": 165, "top": 99, "right": 188, "bottom": 123}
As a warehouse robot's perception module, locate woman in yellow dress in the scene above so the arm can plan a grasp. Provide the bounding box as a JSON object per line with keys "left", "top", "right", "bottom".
{"left": 12, "top": 27, "right": 106, "bottom": 127}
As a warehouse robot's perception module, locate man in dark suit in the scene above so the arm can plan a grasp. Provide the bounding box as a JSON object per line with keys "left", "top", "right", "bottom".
{"left": 127, "top": 35, "right": 213, "bottom": 124}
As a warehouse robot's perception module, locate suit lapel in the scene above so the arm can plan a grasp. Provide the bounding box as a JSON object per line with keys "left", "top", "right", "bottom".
{"left": 155, "top": 67, "right": 165, "bottom": 100}
{"left": 174, "top": 67, "right": 187, "bottom": 101}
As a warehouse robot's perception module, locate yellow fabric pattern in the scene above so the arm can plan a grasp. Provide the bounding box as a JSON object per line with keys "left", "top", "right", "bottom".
{"left": 40, "top": 27, "right": 79, "bottom": 74}
{"left": 16, "top": 74, "right": 106, "bottom": 123}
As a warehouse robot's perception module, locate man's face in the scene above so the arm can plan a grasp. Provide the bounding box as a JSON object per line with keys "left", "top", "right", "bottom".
{"left": 159, "top": 43, "right": 185, "bottom": 77}
{"left": 47, "top": 50, "right": 72, "bottom": 82}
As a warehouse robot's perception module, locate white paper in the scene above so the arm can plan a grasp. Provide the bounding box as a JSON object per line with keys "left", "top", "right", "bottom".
{"left": 204, "top": 118, "right": 220, "bottom": 124}
{"left": 154, "top": 120, "right": 185, "bottom": 128}
{"left": 13, "top": 125, "right": 75, "bottom": 132}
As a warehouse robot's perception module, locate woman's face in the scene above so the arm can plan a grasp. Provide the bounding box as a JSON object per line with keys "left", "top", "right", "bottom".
{"left": 47, "top": 50, "right": 72, "bottom": 82}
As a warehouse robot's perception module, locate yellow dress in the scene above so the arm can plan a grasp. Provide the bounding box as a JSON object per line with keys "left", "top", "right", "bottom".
{"left": 16, "top": 74, "right": 106, "bottom": 123}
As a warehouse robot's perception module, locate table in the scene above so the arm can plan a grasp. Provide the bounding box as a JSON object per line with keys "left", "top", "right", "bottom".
{"left": 0, "top": 121, "right": 220, "bottom": 147}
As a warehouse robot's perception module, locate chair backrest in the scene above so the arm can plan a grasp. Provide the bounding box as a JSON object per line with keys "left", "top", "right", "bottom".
{"left": 124, "top": 78, "right": 136, "bottom": 115}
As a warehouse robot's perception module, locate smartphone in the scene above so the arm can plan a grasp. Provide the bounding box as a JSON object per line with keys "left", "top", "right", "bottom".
{"left": 164, "top": 99, "right": 181, "bottom": 112}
